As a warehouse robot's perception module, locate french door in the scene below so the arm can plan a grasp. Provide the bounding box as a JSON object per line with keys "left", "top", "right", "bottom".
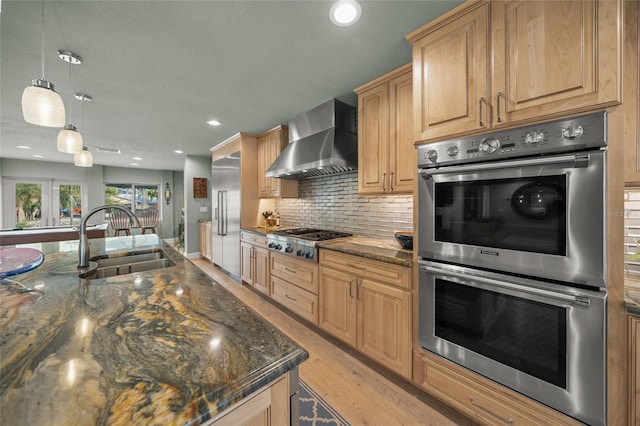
{"left": 3, "top": 178, "right": 88, "bottom": 229}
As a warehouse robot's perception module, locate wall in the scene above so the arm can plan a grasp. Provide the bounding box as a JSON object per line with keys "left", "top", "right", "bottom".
{"left": 183, "top": 155, "right": 212, "bottom": 255}
{"left": 1, "top": 158, "right": 180, "bottom": 238}
{"left": 274, "top": 172, "right": 413, "bottom": 241}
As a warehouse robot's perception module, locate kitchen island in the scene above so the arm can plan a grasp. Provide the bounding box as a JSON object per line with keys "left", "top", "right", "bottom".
{"left": 0, "top": 235, "right": 308, "bottom": 425}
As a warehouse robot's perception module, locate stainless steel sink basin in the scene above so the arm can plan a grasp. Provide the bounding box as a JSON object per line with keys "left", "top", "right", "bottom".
{"left": 82, "top": 249, "right": 176, "bottom": 279}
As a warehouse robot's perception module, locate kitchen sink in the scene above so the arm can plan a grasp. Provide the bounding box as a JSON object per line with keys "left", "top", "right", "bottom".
{"left": 82, "top": 249, "right": 176, "bottom": 280}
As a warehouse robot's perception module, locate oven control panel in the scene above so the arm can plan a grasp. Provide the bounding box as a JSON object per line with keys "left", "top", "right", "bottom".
{"left": 417, "top": 111, "right": 606, "bottom": 168}
{"left": 267, "top": 236, "right": 317, "bottom": 261}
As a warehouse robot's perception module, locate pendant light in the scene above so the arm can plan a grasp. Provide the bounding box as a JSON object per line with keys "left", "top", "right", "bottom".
{"left": 74, "top": 146, "right": 93, "bottom": 167}
{"left": 73, "top": 93, "right": 93, "bottom": 167}
{"left": 21, "top": 0, "right": 65, "bottom": 127}
{"left": 56, "top": 51, "right": 83, "bottom": 154}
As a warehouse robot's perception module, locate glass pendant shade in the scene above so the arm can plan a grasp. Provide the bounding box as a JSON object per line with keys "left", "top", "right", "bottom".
{"left": 57, "top": 124, "right": 83, "bottom": 154}
{"left": 74, "top": 147, "right": 93, "bottom": 167}
{"left": 21, "top": 79, "right": 66, "bottom": 127}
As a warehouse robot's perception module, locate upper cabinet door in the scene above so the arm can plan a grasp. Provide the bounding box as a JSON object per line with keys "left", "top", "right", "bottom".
{"left": 357, "top": 84, "right": 389, "bottom": 193}
{"left": 410, "top": 3, "right": 490, "bottom": 142}
{"left": 388, "top": 71, "right": 415, "bottom": 194}
{"left": 492, "top": 0, "right": 622, "bottom": 125}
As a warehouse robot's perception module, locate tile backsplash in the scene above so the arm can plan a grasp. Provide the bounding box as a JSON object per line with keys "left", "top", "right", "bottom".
{"left": 274, "top": 172, "right": 413, "bottom": 240}
{"left": 625, "top": 189, "right": 640, "bottom": 275}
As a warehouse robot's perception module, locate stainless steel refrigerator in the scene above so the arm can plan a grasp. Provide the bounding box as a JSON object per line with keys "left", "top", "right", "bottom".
{"left": 211, "top": 152, "right": 241, "bottom": 278}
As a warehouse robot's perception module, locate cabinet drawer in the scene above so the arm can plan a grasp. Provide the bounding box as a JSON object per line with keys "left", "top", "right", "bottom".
{"left": 319, "top": 250, "right": 410, "bottom": 290}
{"left": 241, "top": 231, "right": 267, "bottom": 247}
{"left": 413, "top": 352, "right": 579, "bottom": 426}
{"left": 272, "top": 276, "right": 318, "bottom": 325}
{"left": 271, "top": 254, "right": 318, "bottom": 294}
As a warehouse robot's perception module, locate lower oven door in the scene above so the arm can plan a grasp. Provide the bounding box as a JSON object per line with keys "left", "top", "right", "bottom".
{"left": 418, "top": 261, "right": 606, "bottom": 426}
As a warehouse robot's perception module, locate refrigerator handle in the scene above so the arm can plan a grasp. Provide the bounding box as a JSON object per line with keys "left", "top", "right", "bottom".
{"left": 216, "top": 190, "right": 222, "bottom": 236}
{"left": 221, "top": 190, "right": 228, "bottom": 236}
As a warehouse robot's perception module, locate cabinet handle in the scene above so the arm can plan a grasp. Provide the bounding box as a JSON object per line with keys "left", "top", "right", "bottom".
{"left": 382, "top": 173, "right": 386, "bottom": 191}
{"left": 469, "top": 397, "right": 514, "bottom": 424}
{"left": 478, "top": 97, "right": 486, "bottom": 127}
{"left": 349, "top": 279, "right": 354, "bottom": 298}
{"left": 356, "top": 279, "right": 361, "bottom": 300}
{"left": 390, "top": 172, "right": 394, "bottom": 191}
{"left": 284, "top": 267, "right": 297, "bottom": 274}
{"left": 285, "top": 294, "right": 297, "bottom": 301}
{"left": 496, "top": 92, "right": 504, "bottom": 123}
{"left": 346, "top": 262, "right": 366, "bottom": 270}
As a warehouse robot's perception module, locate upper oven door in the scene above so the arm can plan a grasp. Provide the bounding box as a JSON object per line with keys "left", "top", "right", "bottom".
{"left": 418, "top": 149, "right": 606, "bottom": 288}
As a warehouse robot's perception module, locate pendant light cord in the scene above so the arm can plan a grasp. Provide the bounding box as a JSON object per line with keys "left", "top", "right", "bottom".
{"left": 40, "top": 0, "right": 46, "bottom": 79}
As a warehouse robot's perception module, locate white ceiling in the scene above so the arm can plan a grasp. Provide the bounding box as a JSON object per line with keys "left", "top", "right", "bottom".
{"left": 0, "top": 0, "right": 462, "bottom": 171}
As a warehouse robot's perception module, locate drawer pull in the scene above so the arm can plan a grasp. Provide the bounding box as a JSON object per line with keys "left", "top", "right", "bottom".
{"left": 284, "top": 267, "right": 297, "bottom": 274}
{"left": 469, "top": 397, "right": 514, "bottom": 424}
{"left": 346, "top": 262, "right": 366, "bottom": 270}
{"left": 285, "top": 294, "right": 297, "bottom": 301}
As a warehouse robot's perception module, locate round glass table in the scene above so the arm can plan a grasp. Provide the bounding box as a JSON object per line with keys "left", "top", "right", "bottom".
{"left": 0, "top": 247, "right": 45, "bottom": 303}
{"left": 0, "top": 247, "right": 45, "bottom": 279}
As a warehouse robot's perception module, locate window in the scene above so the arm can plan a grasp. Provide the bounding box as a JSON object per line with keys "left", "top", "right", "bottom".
{"left": 3, "top": 178, "right": 88, "bottom": 229}
{"left": 104, "top": 183, "right": 159, "bottom": 217}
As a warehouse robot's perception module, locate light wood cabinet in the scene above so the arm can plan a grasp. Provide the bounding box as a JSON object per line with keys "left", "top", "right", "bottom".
{"left": 270, "top": 253, "right": 319, "bottom": 325}
{"left": 408, "top": 3, "right": 489, "bottom": 141}
{"left": 355, "top": 64, "right": 414, "bottom": 194}
{"left": 624, "top": 0, "right": 640, "bottom": 184}
{"left": 257, "top": 125, "right": 298, "bottom": 198}
{"left": 199, "top": 221, "right": 212, "bottom": 260}
{"left": 240, "top": 231, "right": 270, "bottom": 296}
{"left": 413, "top": 350, "right": 581, "bottom": 426}
{"left": 630, "top": 315, "right": 640, "bottom": 426}
{"left": 319, "top": 250, "right": 412, "bottom": 379}
{"left": 205, "top": 371, "right": 293, "bottom": 426}
{"left": 407, "top": 0, "right": 622, "bottom": 143}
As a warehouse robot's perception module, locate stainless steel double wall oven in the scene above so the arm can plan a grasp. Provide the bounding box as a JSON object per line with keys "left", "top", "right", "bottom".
{"left": 417, "top": 112, "right": 608, "bottom": 426}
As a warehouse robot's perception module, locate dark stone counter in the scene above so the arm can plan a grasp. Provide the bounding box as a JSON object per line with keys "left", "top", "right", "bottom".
{"left": 0, "top": 235, "right": 308, "bottom": 425}
{"left": 317, "top": 236, "right": 413, "bottom": 268}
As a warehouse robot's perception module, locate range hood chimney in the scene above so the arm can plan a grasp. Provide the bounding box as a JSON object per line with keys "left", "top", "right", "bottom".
{"left": 265, "top": 99, "right": 357, "bottom": 179}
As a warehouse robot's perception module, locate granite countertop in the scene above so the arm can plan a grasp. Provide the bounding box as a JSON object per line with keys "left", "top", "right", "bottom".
{"left": 240, "top": 227, "right": 413, "bottom": 267}
{"left": 317, "top": 236, "right": 413, "bottom": 268}
{"left": 0, "top": 235, "right": 308, "bottom": 425}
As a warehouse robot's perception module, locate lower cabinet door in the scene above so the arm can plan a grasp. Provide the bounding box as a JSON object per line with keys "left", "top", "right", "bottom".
{"left": 240, "top": 242, "right": 253, "bottom": 285}
{"left": 357, "top": 279, "right": 411, "bottom": 378}
{"left": 318, "top": 267, "right": 357, "bottom": 346}
{"left": 413, "top": 351, "right": 580, "bottom": 426}
{"left": 272, "top": 276, "right": 318, "bottom": 324}
{"left": 253, "top": 247, "right": 270, "bottom": 296}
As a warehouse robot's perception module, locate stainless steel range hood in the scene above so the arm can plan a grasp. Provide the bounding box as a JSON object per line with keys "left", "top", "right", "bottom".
{"left": 265, "top": 99, "right": 357, "bottom": 179}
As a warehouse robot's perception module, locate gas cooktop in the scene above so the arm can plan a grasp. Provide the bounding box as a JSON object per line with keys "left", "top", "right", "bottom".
{"left": 268, "top": 228, "right": 352, "bottom": 261}
{"left": 272, "top": 228, "right": 352, "bottom": 241}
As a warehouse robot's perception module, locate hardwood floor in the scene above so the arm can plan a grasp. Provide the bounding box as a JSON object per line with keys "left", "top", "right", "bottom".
{"left": 191, "top": 258, "right": 477, "bottom": 426}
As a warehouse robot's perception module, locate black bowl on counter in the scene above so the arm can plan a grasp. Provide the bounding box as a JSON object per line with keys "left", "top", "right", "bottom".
{"left": 394, "top": 231, "right": 413, "bottom": 250}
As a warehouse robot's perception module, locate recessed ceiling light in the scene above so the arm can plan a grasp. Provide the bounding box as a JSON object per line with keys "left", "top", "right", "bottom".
{"left": 33, "top": 154, "right": 45, "bottom": 158}
{"left": 330, "top": 0, "right": 361, "bottom": 26}
{"left": 16, "top": 145, "right": 31, "bottom": 149}
{"left": 174, "top": 150, "right": 184, "bottom": 154}
{"left": 133, "top": 157, "right": 142, "bottom": 161}
{"left": 207, "top": 119, "right": 221, "bottom": 126}
{"left": 130, "top": 163, "right": 139, "bottom": 166}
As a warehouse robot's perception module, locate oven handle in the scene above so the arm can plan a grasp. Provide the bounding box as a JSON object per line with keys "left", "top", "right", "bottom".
{"left": 420, "top": 153, "right": 589, "bottom": 178}
{"left": 420, "top": 263, "right": 591, "bottom": 307}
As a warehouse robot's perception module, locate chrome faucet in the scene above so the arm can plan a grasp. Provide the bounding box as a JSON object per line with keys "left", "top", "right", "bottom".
{"left": 77, "top": 205, "right": 140, "bottom": 268}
